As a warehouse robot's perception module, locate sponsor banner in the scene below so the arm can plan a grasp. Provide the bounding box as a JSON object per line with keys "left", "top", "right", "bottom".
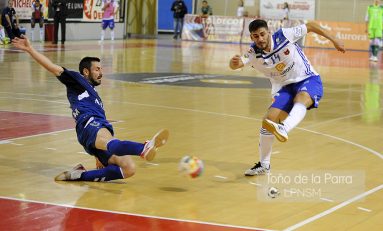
{"left": 241, "top": 18, "right": 304, "bottom": 44}
{"left": 11, "top": 0, "right": 48, "bottom": 20}
{"left": 305, "top": 20, "right": 369, "bottom": 50}
{"left": 66, "top": 0, "right": 84, "bottom": 19}
{"left": 183, "top": 15, "right": 243, "bottom": 43}
{"left": 260, "top": 0, "right": 315, "bottom": 20}
{"left": 83, "top": 0, "right": 120, "bottom": 22}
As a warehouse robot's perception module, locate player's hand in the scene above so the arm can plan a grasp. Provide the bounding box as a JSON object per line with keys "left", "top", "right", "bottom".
{"left": 12, "top": 34, "right": 32, "bottom": 52}
{"left": 229, "top": 55, "right": 244, "bottom": 70}
{"left": 333, "top": 39, "right": 345, "bottom": 53}
{"left": 95, "top": 157, "right": 105, "bottom": 169}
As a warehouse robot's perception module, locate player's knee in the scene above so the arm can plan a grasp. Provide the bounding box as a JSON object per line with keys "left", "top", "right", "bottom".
{"left": 120, "top": 162, "right": 136, "bottom": 178}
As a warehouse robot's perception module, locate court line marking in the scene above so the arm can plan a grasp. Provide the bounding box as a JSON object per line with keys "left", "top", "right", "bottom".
{"left": 283, "top": 184, "right": 383, "bottom": 231}
{"left": 111, "top": 100, "right": 382, "bottom": 159}
{"left": 1, "top": 96, "right": 382, "bottom": 159}
{"left": 1, "top": 95, "right": 382, "bottom": 230}
{"left": 319, "top": 197, "right": 334, "bottom": 202}
{"left": 0, "top": 196, "right": 275, "bottom": 231}
{"left": 357, "top": 207, "right": 372, "bottom": 212}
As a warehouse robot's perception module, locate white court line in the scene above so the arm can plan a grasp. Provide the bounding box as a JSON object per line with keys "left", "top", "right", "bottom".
{"left": 0, "top": 196, "right": 275, "bottom": 231}
{"left": 319, "top": 197, "right": 334, "bottom": 202}
{"left": 296, "top": 127, "right": 383, "bottom": 159}
{"left": 146, "top": 162, "right": 159, "bottom": 166}
{"left": 283, "top": 184, "right": 383, "bottom": 231}
{"left": 357, "top": 207, "right": 372, "bottom": 212}
{"left": 248, "top": 181, "right": 262, "bottom": 187}
{"left": 2, "top": 94, "right": 382, "bottom": 229}
{"left": 304, "top": 109, "right": 383, "bottom": 129}
{"left": 1, "top": 95, "right": 381, "bottom": 158}
{"left": 214, "top": 175, "right": 228, "bottom": 179}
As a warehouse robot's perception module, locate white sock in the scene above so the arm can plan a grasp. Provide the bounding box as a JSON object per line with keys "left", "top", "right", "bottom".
{"left": 39, "top": 28, "right": 44, "bottom": 41}
{"left": 283, "top": 103, "right": 307, "bottom": 133}
{"left": 31, "top": 28, "right": 34, "bottom": 41}
{"left": 259, "top": 128, "right": 274, "bottom": 167}
{"left": 111, "top": 30, "right": 115, "bottom": 40}
{"left": 101, "top": 30, "right": 105, "bottom": 41}
{"left": 0, "top": 28, "right": 5, "bottom": 41}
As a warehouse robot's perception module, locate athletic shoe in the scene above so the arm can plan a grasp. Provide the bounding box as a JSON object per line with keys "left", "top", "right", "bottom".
{"left": 140, "top": 129, "right": 169, "bottom": 161}
{"left": 54, "top": 164, "right": 86, "bottom": 181}
{"left": 262, "top": 119, "right": 288, "bottom": 142}
{"left": 244, "top": 162, "right": 270, "bottom": 176}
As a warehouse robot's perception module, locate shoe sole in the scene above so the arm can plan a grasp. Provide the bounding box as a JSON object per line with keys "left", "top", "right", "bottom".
{"left": 144, "top": 129, "right": 169, "bottom": 161}
{"left": 262, "top": 119, "right": 288, "bottom": 142}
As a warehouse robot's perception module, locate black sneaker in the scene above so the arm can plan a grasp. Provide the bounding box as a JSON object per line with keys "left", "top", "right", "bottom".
{"left": 244, "top": 162, "right": 270, "bottom": 176}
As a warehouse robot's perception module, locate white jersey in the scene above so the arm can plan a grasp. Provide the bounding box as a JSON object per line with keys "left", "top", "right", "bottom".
{"left": 241, "top": 24, "right": 319, "bottom": 95}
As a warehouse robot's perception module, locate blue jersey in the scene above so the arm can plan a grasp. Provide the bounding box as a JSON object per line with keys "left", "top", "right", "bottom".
{"left": 57, "top": 69, "right": 106, "bottom": 125}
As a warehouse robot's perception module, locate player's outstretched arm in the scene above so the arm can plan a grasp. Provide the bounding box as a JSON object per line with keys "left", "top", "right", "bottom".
{"left": 12, "top": 35, "right": 64, "bottom": 76}
{"left": 229, "top": 55, "right": 244, "bottom": 70}
{"left": 306, "top": 22, "right": 346, "bottom": 53}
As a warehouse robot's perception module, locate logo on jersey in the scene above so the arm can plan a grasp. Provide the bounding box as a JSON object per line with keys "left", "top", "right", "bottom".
{"left": 293, "top": 27, "right": 303, "bottom": 37}
{"left": 78, "top": 90, "right": 89, "bottom": 100}
{"left": 284, "top": 49, "right": 290, "bottom": 55}
{"left": 275, "top": 63, "right": 286, "bottom": 72}
{"left": 90, "top": 121, "right": 101, "bottom": 127}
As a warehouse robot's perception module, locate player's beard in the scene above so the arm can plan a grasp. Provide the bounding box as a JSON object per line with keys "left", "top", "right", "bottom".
{"left": 89, "top": 74, "right": 102, "bottom": 86}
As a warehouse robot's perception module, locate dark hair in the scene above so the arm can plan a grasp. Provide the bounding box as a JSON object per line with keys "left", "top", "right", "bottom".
{"left": 79, "top": 57, "right": 100, "bottom": 75}
{"left": 248, "top": 19, "right": 268, "bottom": 33}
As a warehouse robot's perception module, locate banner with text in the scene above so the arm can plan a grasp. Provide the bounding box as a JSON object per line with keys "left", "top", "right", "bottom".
{"left": 260, "top": 0, "right": 315, "bottom": 20}
{"left": 12, "top": 0, "right": 48, "bottom": 20}
{"left": 182, "top": 15, "right": 243, "bottom": 43}
{"left": 305, "top": 20, "right": 369, "bottom": 50}
{"left": 83, "top": 0, "right": 120, "bottom": 22}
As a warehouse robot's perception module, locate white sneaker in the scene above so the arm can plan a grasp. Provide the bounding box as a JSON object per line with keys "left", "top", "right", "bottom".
{"left": 54, "top": 164, "right": 86, "bottom": 181}
{"left": 373, "top": 56, "right": 378, "bottom": 62}
{"left": 244, "top": 162, "right": 270, "bottom": 176}
{"left": 262, "top": 119, "right": 288, "bottom": 142}
{"left": 140, "top": 129, "right": 169, "bottom": 161}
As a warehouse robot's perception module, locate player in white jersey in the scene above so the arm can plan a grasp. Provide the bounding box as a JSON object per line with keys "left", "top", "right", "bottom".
{"left": 100, "top": 0, "right": 119, "bottom": 41}
{"left": 229, "top": 19, "right": 345, "bottom": 176}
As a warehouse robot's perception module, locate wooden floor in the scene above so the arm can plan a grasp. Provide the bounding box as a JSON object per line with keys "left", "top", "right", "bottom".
{"left": 0, "top": 38, "right": 382, "bottom": 231}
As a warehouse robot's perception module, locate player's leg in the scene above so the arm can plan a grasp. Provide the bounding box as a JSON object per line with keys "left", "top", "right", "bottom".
{"left": 262, "top": 87, "right": 294, "bottom": 142}
{"left": 30, "top": 18, "right": 35, "bottom": 41}
{"left": 39, "top": 18, "right": 44, "bottom": 42}
{"left": 97, "top": 128, "right": 169, "bottom": 161}
{"left": 101, "top": 20, "right": 107, "bottom": 41}
{"left": 109, "top": 20, "right": 115, "bottom": 41}
{"left": 282, "top": 76, "right": 323, "bottom": 134}
{"left": 244, "top": 90, "right": 292, "bottom": 176}
{"left": 173, "top": 18, "right": 179, "bottom": 39}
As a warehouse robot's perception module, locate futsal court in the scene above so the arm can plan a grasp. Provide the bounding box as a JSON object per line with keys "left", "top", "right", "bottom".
{"left": 0, "top": 38, "right": 381, "bottom": 230}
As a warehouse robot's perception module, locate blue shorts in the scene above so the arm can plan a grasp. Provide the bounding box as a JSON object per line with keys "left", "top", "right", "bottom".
{"left": 271, "top": 75, "right": 323, "bottom": 113}
{"left": 76, "top": 117, "right": 114, "bottom": 166}
{"left": 102, "top": 19, "right": 115, "bottom": 30}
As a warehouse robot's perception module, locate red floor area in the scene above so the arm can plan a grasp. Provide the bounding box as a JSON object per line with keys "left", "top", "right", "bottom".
{"left": 0, "top": 111, "right": 74, "bottom": 140}
{"left": 0, "top": 198, "right": 263, "bottom": 231}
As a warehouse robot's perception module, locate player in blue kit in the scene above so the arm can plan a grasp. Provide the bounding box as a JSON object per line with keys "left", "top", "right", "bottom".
{"left": 230, "top": 19, "right": 345, "bottom": 176}
{"left": 12, "top": 35, "right": 169, "bottom": 182}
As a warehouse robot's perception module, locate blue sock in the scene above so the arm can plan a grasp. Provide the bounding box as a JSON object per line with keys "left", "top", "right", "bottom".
{"left": 107, "top": 139, "right": 144, "bottom": 156}
{"left": 80, "top": 165, "right": 124, "bottom": 181}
